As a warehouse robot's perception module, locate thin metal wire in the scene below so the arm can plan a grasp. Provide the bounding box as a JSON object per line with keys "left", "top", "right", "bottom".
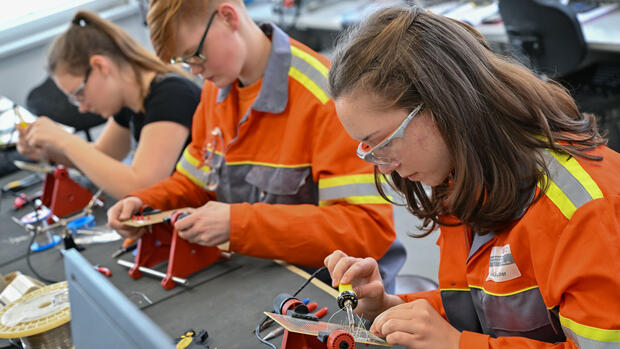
{"left": 20, "top": 323, "right": 72, "bottom": 349}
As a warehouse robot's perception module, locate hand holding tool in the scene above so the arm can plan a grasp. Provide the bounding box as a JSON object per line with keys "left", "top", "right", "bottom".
{"left": 337, "top": 283, "right": 358, "bottom": 310}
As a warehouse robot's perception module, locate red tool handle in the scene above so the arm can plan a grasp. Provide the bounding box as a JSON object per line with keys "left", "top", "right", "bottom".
{"left": 307, "top": 302, "right": 318, "bottom": 312}
{"left": 314, "top": 307, "right": 328, "bottom": 319}
{"left": 95, "top": 266, "right": 112, "bottom": 277}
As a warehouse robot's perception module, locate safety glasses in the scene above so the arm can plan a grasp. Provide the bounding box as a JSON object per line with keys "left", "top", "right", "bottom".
{"left": 170, "top": 11, "right": 218, "bottom": 66}
{"left": 356, "top": 103, "right": 424, "bottom": 166}
{"left": 67, "top": 67, "right": 92, "bottom": 107}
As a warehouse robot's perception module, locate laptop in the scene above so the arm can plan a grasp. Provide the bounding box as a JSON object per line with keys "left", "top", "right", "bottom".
{"left": 63, "top": 248, "right": 175, "bottom": 349}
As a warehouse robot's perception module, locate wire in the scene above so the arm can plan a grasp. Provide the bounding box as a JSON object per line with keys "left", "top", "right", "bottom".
{"left": 256, "top": 266, "right": 327, "bottom": 347}
{"left": 255, "top": 316, "right": 277, "bottom": 349}
{"left": 292, "top": 266, "right": 326, "bottom": 298}
{"left": 25, "top": 198, "right": 57, "bottom": 284}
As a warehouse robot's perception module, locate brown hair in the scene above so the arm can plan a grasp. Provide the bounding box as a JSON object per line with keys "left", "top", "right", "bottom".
{"left": 48, "top": 10, "right": 189, "bottom": 106}
{"left": 147, "top": 0, "right": 244, "bottom": 62}
{"left": 329, "top": 6, "right": 606, "bottom": 236}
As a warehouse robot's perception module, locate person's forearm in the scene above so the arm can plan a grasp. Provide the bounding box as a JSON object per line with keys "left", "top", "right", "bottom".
{"left": 59, "top": 136, "right": 151, "bottom": 199}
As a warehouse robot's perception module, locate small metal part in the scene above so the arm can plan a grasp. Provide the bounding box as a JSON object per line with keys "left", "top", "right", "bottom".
{"left": 116, "top": 259, "right": 189, "bottom": 286}
{"left": 337, "top": 284, "right": 358, "bottom": 310}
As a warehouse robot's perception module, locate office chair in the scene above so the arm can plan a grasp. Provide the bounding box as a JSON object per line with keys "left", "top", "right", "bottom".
{"left": 499, "top": 0, "right": 620, "bottom": 150}
{"left": 26, "top": 77, "right": 106, "bottom": 142}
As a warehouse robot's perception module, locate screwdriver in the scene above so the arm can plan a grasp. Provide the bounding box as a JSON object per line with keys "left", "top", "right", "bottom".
{"left": 94, "top": 265, "right": 111, "bottom": 277}
{"left": 111, "top": 241, "right": 138, "bottom": 258}
{"left": 13, "top": 104, "right": 29, "bottom": 129}
{"left": 263, "top": 307, "right": 328, "bottom": 341}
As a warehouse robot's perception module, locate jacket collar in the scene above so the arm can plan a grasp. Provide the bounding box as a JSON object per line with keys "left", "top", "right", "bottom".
{"left": 216, "top": 23, "right": 290, "bottom": 114}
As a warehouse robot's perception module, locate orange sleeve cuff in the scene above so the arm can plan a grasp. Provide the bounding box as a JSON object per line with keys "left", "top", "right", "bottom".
{"left": 460, "top": 331, "right": 490, "bottom": 349}
{"left": 229, "top": 202, "right": 250, "bottom": 253}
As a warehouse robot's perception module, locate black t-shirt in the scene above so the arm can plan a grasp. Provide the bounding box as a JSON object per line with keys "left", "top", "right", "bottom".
{"left": 113, "top": 74, "right": 200, "bottom": 146}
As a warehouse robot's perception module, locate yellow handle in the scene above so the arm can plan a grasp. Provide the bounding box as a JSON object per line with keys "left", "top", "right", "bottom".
{"left": 338, "top": 283, "right": 353, "bottom": 294}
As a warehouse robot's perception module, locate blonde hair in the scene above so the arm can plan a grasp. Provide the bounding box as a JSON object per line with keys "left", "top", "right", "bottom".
{"left": 48, "top": 10, "right": 189, "bottom": 104}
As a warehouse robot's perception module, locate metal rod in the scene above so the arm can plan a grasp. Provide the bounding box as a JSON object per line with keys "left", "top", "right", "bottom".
{"left": 116, "top": 259, "right": 189, "bottom": 286}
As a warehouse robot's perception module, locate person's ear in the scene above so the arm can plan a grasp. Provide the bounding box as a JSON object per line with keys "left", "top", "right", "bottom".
{"left": 89, "top": 55, "right": 111, "bottom": 76}
{"left": 217, "top": 3, "right": 240, "bottom": 31}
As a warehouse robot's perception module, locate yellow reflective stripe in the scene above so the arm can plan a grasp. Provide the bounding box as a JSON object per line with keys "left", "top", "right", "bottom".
{"left": 440, "top": 288, "right": 471, "bottom": 292}
{"left": 180, "top": 147, "right": 210, "bottom": 172}
{"left": 289, "top": 66, "right": 329, "bottom": 104}
{"left": 225, "top": 160, "right": 311, "bottom": 168}
{"left": 468, "top": 284, "right": 539, "bottom": 297}
{"left": 319, "top": 174, "right": 376, "bottom": 189}
{"left": 319, "top": 195, "right": 391, "bottom": 206}
{"left": 176, "top": 162, "right": 206, "bottom": 188}
{"left": 542, "top": 178, "right": 577, "bottom": 219}
{"left": 290, "top": 45, "right": 329, "bottom": 78}
{"left": 560, "top": 314, "right": 620, "bottom": 343}
{"left": 549, "top": 151, "right": 603, "bottom": 200}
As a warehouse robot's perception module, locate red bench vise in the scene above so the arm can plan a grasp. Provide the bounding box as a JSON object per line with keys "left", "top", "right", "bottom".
{"left": 129, "top": 209, "right": 230, "bottom": 290}
{"left": 273, "top": 293, "right": 355, "bottom": 349}
{"left": 41, "top": 166, "right": 93, "bottom": 219}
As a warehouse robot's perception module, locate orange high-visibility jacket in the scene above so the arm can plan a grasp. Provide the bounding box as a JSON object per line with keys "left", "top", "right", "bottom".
{"left": 400, "top": 146, "right": 620, "bottom": 347}
{"left": 130, "top": 24, "right": 406, "bottom": 288}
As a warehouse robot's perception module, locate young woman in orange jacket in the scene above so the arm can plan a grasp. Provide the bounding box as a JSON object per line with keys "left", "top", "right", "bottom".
{"left": 324, "top": 5, "right": 620, "bottom": 349}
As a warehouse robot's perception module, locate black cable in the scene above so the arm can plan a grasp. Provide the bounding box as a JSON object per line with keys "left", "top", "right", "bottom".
{"left": 256, "top": 266, "right": 327, "bottom": 347}
{"left": 255, "top": 316, "right": 277, "bottom": 349}
{"left": 292, "top": 266, "right": 326, "bottom": 298}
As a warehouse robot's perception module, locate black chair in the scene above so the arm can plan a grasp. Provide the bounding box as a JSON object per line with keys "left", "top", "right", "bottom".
{"left": 26, "top": 77, "right": 106, "bottom": 142}
{"left": 499, "top": 0, "right": 620, "bottom": 150}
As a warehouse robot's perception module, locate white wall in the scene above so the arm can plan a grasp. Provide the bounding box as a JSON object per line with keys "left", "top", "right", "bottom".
{"left": 0, "top": 12, "right": 152, "bottom": 106}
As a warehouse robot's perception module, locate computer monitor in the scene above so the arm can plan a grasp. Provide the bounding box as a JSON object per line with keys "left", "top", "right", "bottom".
{"left": 63, "top": 248, "right": 175, "bottom": 349}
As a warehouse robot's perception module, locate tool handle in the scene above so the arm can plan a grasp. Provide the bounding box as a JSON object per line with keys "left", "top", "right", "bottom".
{"left": 307, "top": 302, "right": 318, "bottom": 312}
{"left": 314, "top": 307, "right": 328, "bottom": 319}
{"left": 95, "top": 266, "right": 112, "bottom": 277}
{"left": 263, "top": 326, "right": 285, "bottom": 341}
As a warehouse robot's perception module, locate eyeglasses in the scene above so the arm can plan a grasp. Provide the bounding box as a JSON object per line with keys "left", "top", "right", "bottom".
{"left": 170, "top": 11, "right": 218, "bottom": 66}
{"left": 67, "top": 67, "right": 92, "bottom": 107}
{"left": 198, "top": 127, "right": 225, "bottom": 191}
{"left": 357, "top": 103, "right": 424, "bottom": 166}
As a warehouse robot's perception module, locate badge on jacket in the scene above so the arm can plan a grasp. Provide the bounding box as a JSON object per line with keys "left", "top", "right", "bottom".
{"left": 486, "top": 244, "right": 521, "bottom": 282}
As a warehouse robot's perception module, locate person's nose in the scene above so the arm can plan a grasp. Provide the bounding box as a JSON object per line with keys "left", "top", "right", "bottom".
{"left": 190, "top": 63, "right": 205, "bottom": 76}
{"left": 377, "top": 162, "right": 399, "bottom": 175}
{"left": 78, "top": 103, "right": 89, "bottom": 114}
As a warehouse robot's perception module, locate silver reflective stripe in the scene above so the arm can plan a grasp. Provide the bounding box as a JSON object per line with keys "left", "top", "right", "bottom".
{"left": 176, "top": 150, "right": 224, "bottom": 190}
{"left": 318, "top": 182, "right": 386, "bottom": 201}
{"left": 542, "top": 150, "right": 594, "bottom": 209}
{"left": 290, "top": 54, "right": 329, "bottom": 96}
{"left": 469, "top": 287, "right": 550, "bottom": 332}
{"left": 563, "top": 326, "right": 620, "bottom": 349}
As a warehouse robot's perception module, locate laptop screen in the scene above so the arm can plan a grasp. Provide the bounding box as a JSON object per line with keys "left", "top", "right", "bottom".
{"left": 63, "top": 249, "right": 174, "bottom": 349}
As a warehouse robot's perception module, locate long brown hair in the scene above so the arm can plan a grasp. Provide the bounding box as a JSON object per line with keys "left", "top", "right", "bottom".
{"left": 329, "top": 6, "right": 606, "bottom": 236}
{"left": 48, "top": 10, "right": 189, "bottom": 106}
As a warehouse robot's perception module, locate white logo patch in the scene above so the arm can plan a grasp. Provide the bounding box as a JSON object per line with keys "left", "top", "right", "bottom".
{"left": 486, "top": 244, "right": 521, "bottom": 282}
